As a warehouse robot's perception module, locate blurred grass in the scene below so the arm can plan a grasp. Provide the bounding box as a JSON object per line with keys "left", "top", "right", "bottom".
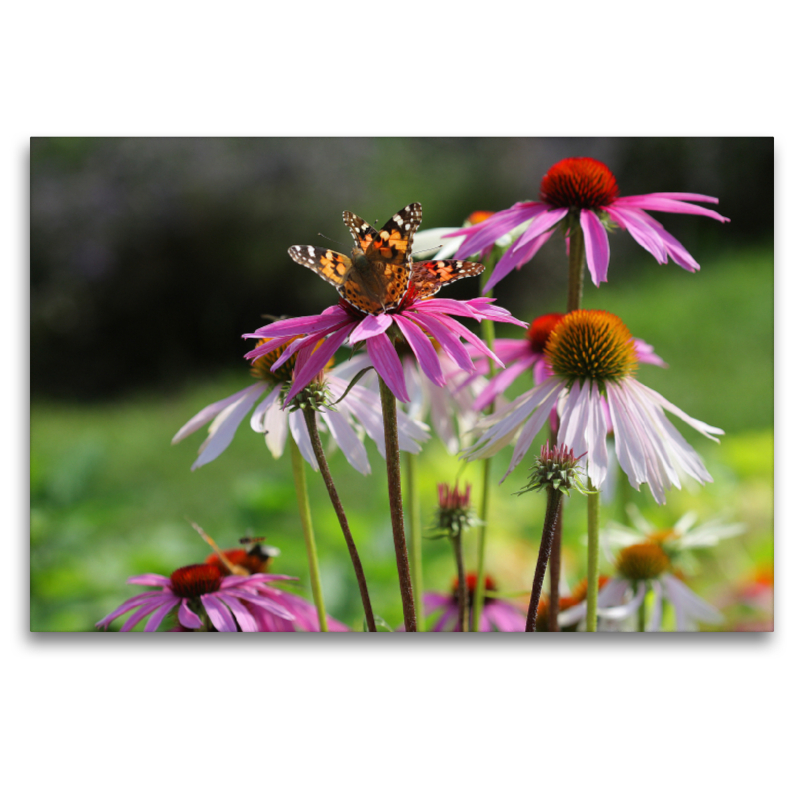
{"left": 30, "top": 244, "right": 773, "bottom": 631}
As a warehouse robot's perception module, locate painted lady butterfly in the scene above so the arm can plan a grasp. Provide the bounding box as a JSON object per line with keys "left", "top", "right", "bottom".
{"left": 289, "top": 203, "right": 485, "bottom": 315}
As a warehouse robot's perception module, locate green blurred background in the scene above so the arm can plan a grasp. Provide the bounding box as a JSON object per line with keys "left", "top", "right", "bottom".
{"left": 30, "top": 137, "right": 773, "bottom": 631}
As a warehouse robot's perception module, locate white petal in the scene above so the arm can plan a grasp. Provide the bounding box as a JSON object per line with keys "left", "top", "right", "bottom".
{"left": 325, "top": 407, "right": 370, "bottom": 475}
{"left": 190, "top": 383, "right": 265, "bottom": 470}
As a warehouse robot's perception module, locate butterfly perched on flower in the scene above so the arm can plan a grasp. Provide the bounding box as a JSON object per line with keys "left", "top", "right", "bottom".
{"left": 289, "top": 203, "right": 485, "bottom": 315}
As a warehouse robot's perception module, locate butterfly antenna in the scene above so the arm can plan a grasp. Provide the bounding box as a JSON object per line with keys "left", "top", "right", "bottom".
{"left": 317, "top": 232, "right": 346, "bottom": 247}
{"left": 187, "top": 518, "right": 248, "bottom": 576}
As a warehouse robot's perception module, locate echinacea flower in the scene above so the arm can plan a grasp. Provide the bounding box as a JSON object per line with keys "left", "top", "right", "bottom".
{"left": 95, "top": 564, "right": 323, "bottom": 632}
{"left": 592, "top": 540, "right": 723, "bottom": 631}
{"left": 445, "top": 156, "right": 729, "bottom": 291}
{"left": 464, "top": 310, "right": 723, "bottom": 504}
{"left": 423, "top": 573, "right": 526, "bottom": 632}
{"left": 535, "top": 575, "right": 611, "bottom": 632}
{"left": 203, "top": 542, "right": 350, "bottom": 631}
{"left": 470, "top": 312, "right": 666, "bottom": 412}
{"left": 243, "top": 295, "right": 525, "bottom": 406}
{"left": 172, "top": 337, "right": 429, "bottom": 474}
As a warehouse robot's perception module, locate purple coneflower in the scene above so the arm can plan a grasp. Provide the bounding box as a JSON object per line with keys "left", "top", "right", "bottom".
{"left": 464, "top": 310, "right": 723, "bottom": 504}
{"left": 559, "top": 535, "right": 724, "bottom": 632}
{"left": 425, "top": 573, "right": 526, "bottom": 632}
{"left": 243, "top": 295, "right": 524, "bottom": 406}
{"left": 172, "top": 337, "right": 429, "bottom": 474}
{"left": 96, "top": 564, "right": 331, "bottom": 633}
{"left": 445, "top": 157, "right": 729, "bottom": 291}
{"left": 469, "top": 312, "right": 666, "bottom": 412}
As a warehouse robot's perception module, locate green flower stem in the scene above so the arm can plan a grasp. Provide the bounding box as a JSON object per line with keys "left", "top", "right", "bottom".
{"left": 404, "top": 451, "right": 425, "bottom": 632}
{"left": 638, "top": 586, "right": 648, "bottom": 632}
{"left": 525, "top": 486, "right": 564, "bottom": 632}
{"left": 378, "top": 376, "right": 417, "bottom": 632}
{"left": 289, "top": 437, "right": 328, "bottom": 632}
{"left": 472, "top": 255, "right": 497, "bottom": 632}
{"left": 301, "top": 407, "right": 377, "bottom": 632}
{"left": 547, "top": 418, "right": 562, "bottom": 631}
{"left": 452, "top": 528, "right": 468, "bottom": 632}
{"left": 585, "top": 484, "right": 600, "bottom": 632}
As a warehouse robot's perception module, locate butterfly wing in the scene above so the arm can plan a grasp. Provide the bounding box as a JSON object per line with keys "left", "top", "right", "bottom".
{"left": 288, "top": 245, "right": 351, "bottom": 290}
{"left": 411, "top": 259, "right": 485, "bottom": 300}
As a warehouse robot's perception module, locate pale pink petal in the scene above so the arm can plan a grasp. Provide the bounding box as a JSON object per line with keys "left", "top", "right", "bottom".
{"left": 662, "top": 574, "right": 723, "bottom": 629}
{"left": 366, "top": 333, "right": 409, "bottom": 403}
{"left": 634, "top": 339, "right": 667, "bottom": 368}
{"left": 190, "top": 382, "right": 265, "bottom": 470}
{"left": 172, "top": 383, "right": 263, "bottom": 444}
{"left": 325, "top": 407, "right": 371, "bottom": 475}
{"left": 580, "top": 210, "right": 610, "bottom": 286}
{"left": 647, "top": 580, "right": 664, "bottom": 632}
{"left": 288, "top": 410, "right": 318, "bottom": 469}
{"left": 250, "top": 383, "right": 283, "bottom": 432}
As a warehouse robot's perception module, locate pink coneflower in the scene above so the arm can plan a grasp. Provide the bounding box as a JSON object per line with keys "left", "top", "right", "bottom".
{"left": 243, "top": 296, "right": 524, "bottom": 405}
{"left": 425, "top": 573, "right": 526, "bottom": 632}
{"left": 560, "top": 538, "right": 724, "bottom": 632}
{"left": 464, "top": 310, "right": 723, "bottom": 504}
{"left": 470, "top": 312, "right": 667, "bottom": 412}
{"left": 95, "top": 564, "right": 324, "bottom": 632}
{"left": 172, "top": 337, "right": 429, "bottom": 475}
{"left": 445, "top": 157, "right": 729, "bottom": 291}
{"left": 203, "top": 542, "right": 350, "bottom": 632}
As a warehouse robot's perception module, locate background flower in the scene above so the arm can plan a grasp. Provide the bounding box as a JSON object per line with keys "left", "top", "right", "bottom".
{"left": 446, "top": 156, "right": 729, "bottom": 291}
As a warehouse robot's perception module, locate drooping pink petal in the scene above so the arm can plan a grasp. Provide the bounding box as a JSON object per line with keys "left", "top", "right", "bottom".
{"left": 661, "top": 574, "right": 723, "bottom": 629}
{"left": 191, "top": 382, "right": 265, "bottom": 470}
{"left": 243, "top": 335, "right": 302, "bottom": 361}
{"left": 217, "top": 593, "right": 260, "bottom": 632}
{"left": 143, "top": 598, "right": 180, "bottom": 632}
{"left": 325, "top": 406, "right": 371, "bottom": 475}
{"left": 634, "top": 339, "right": 667, "bottom": 369}
{"left": 201, "top": 594, "right": 238, "bottom": 632}
{"left": 288, "top": 410, "right": 318, "bottom": 469}
{"left": 501, "top": 381, "right": 565, "bottom": 481}
{"left": 393, "top": 315, "right": 445, "bottom": 386}
{"left": 178, "top": 599, "right": 202, "bottom": 629}
{"left": 407, "top": 311, "right": 473, "bottom": 373}
{"left": 96, "top": 591, "right": 166, "bottom": 629}
{"left": 448, "top": 202, "right": 546, "bottom": 259}
{"left": 172, "top": 383, "right": 264, "bottom": 444}
{"left": 613, "top": 194, "right": 730, "bottom": 223}
{"left": 366, "top": 332, "right": 410, "bottom": 403}
{"left": 485, "top": 227, "right": 555, "bottom": 292}
{"left": 473, "top": 355, "right": 536, "bottom": 411}
{"left": 284, "top": 324, "right": 353, "bottom": 404}
{"left": 350, "top": 313, "right": 393, "bottom": 344}
{"left": 580, "top": 209, "right": 610, "bottom": 286}
{"left": 430, "top": 313, "right": 503, "bottom": 369}
{"left": 120, "top": 599, "right": 168, "bottom": 632}
{"left": 606, "top": 206, "right": 669, "bottom": 264}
